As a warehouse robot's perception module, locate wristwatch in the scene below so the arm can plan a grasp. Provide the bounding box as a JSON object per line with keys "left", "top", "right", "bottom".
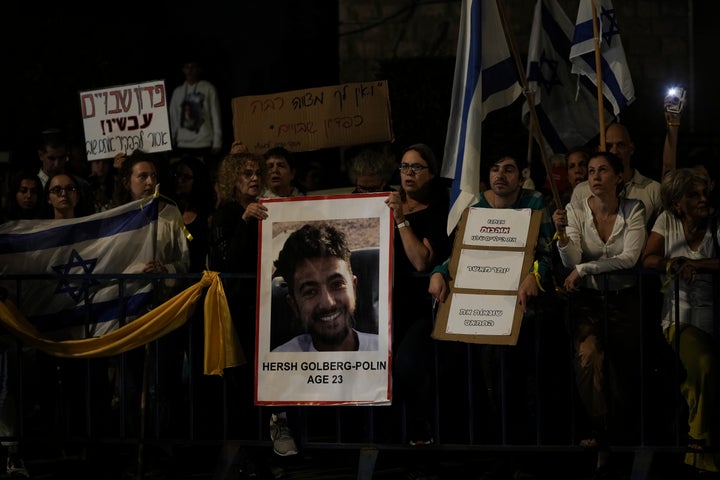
{"left": 396, "top": 220, "right": 410, "bottom": 229}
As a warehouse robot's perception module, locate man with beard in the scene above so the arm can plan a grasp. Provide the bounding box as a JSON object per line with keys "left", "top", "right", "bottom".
{"left": 428, "top": 153, "right": 566, "bottom": 478}
{"left": 430, "top": 154, "right": 555, "bottom": 312}
{"left": 272, "top": 222, "right": 379, "bottom": 352}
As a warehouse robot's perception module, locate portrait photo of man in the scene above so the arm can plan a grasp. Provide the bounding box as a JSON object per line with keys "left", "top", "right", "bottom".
{"left": 255, "top": 194, "right": 391, "bottom": 404}
{"left": 271, "top": 222, "right": 379, "bottom": 352}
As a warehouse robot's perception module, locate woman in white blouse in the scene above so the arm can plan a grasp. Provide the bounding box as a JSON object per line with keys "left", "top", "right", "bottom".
{"left": 642, "top": 168, "right": 720, "bottom": 475}
{"left": 552, "top": 151, "right": 647, "bottom": 478}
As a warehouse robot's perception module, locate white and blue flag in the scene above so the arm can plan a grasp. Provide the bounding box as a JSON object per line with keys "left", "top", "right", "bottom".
{"left": 0, "top": 194, "right": 160, "bottom": 340}
{"left": 442, "top": 0, "right": 523, "bottom": 236}
{"left": 569, "top": 0, "right": 634, "bottom": 115}
{"left": 524, "top": 0, "right": 614, "bottom": 155}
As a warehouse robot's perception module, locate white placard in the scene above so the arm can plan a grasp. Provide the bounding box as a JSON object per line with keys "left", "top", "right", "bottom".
{"left": 444, "top": 293, "right": 517, "bottom": 336}
{"left": 454, "top": 248, "right": 525, "bottom": 290}
{"left": 80, "top": 80, "right": 172, "bottom": 161}
{"left": 433, "top": 208, "right": 542, "bottom": 346}
{"left": 463, "top": 207, "right": 531, "bottom": 248}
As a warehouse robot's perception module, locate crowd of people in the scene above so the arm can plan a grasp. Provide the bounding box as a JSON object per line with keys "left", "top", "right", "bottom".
{"left": 0, "top": 94, "right": 719, "bottom": 480}
{"left": 427, "top": 105, "right": 720, "bottom": 479}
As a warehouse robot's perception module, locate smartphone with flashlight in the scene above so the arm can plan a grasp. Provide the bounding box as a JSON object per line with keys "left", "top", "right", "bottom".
{"left": 664, "top": 86, "right": 687, "bottom": 114}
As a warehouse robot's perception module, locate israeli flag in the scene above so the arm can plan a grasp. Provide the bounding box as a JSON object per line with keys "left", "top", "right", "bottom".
{"left": 524, "top": 0, "right": 614, "bottom": 155}
{"left": 0, "top": 195, "right": 159, "bottom": 340}
{"left": 442, "top": 0, "right": 522, "bottom": 236}
{"left": 569, "top": 0, "right": 635, "bottom": 115}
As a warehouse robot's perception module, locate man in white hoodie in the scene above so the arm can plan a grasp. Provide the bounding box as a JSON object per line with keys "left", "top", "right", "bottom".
{"left": 168, "top": 59, "right": 223, "bottom": 165}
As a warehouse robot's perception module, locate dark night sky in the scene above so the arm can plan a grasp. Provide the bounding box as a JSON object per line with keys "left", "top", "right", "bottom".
{"left": 4, "top": 2, "right": 720, "bottom": 185}
{"left": 1, "top": 1, "right": 339, "bottom": 167}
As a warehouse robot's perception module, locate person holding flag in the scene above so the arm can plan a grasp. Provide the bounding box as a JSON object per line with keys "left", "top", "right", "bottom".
{"left": 565, "top": 0, "right": 658, "bottom": 230}
{"left": 553, "top": 151, "right": 647, "bottom": 479}
{"left": 113, "top": 150, "right": 190, "bottom": 288}
{"left": 110, "top": 149, "right": 191, "bottom": 435}
{"left": 570, "top": 123, "right": 661, "bottom": 232}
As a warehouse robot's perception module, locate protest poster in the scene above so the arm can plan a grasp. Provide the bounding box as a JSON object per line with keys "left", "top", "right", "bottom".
{"left": 255, "top": 194, "right": 392, "bottom": 405}
{"left": 80, "top": 80, "right": 172, "bottom": 161}
{"left": 432, "top": 206, "right": 541, "bottom": 345}
{"left": 232, "top": 81, "right": 394, "bottom": 153}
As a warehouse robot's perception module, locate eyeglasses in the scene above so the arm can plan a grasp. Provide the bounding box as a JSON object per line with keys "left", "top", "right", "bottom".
{"left": 241, "top": 169, "right": 262, "bottom": 179}
{"left": 399, "top": 163, "right": 429, "bottom": 175}
{"left": 175, "top": 172, "right": 194, "bottom": 181}
{"left": 49, "top": 185, "right": 78, "bottom": 196}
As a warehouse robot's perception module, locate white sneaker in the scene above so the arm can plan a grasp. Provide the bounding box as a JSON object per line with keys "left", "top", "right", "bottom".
{"left": 269, "top": 412, "right": 298, "bottom": 456}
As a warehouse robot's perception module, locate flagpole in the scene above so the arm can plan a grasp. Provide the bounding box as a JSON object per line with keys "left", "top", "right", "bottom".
{"left": 591, "top": 0, "right": 606, "bottom": 150}
{"left": 496, "top": 0, "right": 561, "bottom": 209}
{"left": 526, "top": 116, "right": 534, "bottom": 172}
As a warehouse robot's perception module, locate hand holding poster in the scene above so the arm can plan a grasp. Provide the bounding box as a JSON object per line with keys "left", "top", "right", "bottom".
{"left": 255, "top": 194, "right": 392, "bottom": 405}
{"left": 80, "top": 80, "right": 172, "bottom": 161}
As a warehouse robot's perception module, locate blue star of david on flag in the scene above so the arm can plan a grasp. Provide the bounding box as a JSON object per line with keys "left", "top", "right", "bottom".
{"left": 537, "top": 52, "right": 561, "bottom": 93}
{"left": 569, "top": 0, "right": 635, "bottom": 115}
{"left": 52, "top": 249, "right": 99, "bottom": 302}
{"left": 600, "top": 6, "right": 620, "bottom": 45}
{"left": 0, "top": 190, "right": 161, "bottom": 339}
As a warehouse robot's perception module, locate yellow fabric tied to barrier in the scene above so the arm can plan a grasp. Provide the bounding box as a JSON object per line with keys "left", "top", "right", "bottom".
{"left": 0, "top": 270, "right": 245, "bottom": 376}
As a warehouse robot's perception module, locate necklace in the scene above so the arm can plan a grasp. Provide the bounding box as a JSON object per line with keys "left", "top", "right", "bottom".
{"left": 590, "top": 197, "right": 618, "bottom": 223}
{"left": 405, "top": 199, "right": 423, "bottom": 213}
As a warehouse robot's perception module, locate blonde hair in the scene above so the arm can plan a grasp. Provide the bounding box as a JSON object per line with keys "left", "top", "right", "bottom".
{"left": 660, "top": 167, "right": 710, "bottom": 217}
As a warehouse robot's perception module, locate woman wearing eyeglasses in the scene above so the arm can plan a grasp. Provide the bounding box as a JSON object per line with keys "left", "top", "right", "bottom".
{"left": 45, "top": 173, "right": 85, "bottom": 219}
{"left": 383, "top": 143, "right": 453, "bottom": 445}
{"left": 385, "top": 144, "right": 452, "bottom": 272}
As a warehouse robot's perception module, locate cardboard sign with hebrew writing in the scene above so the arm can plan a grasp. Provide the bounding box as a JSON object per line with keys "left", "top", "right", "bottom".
{"left": 232, "top": 81, "right": 394, "bottom": 153}
{"left": 432, "top": 206, "right": 542, "bottom": 345}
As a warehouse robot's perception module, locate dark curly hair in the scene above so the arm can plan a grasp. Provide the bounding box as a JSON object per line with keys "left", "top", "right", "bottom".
{"left": 274, "top": 222, "right": 352, "bottom": 292}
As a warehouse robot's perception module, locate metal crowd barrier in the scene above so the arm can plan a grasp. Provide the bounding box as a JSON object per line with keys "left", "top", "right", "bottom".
{"left": 0, "top": 269, "right": 711, "bottom": 479}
